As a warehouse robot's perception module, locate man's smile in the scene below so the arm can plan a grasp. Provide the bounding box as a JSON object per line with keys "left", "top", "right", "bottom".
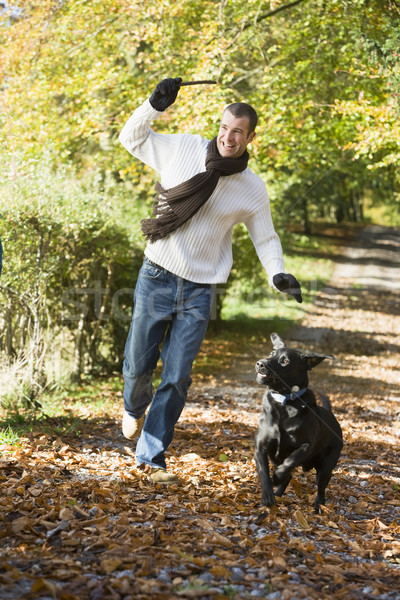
{"left": 216, "top": 110, "right": 255, "bottom": 159}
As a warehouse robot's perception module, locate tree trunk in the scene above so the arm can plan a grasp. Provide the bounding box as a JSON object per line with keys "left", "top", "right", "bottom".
{"left": 303, "top": 198, "right": 311, "bottom": 234}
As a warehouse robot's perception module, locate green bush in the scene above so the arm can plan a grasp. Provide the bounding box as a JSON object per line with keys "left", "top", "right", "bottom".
{"left": 0, "top": 157, "right": 143, "bottom": 402}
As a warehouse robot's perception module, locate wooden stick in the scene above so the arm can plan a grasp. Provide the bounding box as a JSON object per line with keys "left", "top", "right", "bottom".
{"left": 179, "top": 80, "right": 217, "bottom": 86}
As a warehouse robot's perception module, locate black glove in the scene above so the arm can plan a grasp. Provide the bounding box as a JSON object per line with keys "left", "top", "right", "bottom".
{"left": 149, "top": 77, "right": 182, "bottom": 111}
{"left": 273, "top": 273, "right": 303, "bottom": 303}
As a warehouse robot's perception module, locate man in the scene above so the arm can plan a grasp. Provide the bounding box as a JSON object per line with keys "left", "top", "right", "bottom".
{"left": 119, "top": 77, "right": 302, "bottom": 484}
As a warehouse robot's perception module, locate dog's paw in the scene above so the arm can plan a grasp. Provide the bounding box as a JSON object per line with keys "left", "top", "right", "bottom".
{"left": 261, "top": 495, "right": 276, "bottom": 507}
{"left": 273, "top": 466, "right": 288, "bottom": 484}
{"left": 261, "top": 489, "right": 276, "bottom": 507}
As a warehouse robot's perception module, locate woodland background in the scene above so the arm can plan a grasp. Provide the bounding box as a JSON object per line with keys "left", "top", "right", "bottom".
{"left": 0, "top": 3, "right": 400, "bottom": 599}
{"left": 0, "top": 0, "right": 400, "bottom": 399}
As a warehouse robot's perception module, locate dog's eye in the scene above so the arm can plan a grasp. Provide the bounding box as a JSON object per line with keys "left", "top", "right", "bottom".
{"left": 280, "top": 356, "right": 290, "bottom": 366}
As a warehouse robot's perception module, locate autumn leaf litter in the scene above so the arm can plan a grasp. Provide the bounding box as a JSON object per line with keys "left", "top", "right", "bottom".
{"left": 1, "top": 225, "right": 399, "bottom": 600}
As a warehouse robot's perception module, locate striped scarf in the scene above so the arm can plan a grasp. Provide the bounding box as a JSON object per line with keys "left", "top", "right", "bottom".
{"left": 141, "top": 136, "right": 249, "bottom": 242}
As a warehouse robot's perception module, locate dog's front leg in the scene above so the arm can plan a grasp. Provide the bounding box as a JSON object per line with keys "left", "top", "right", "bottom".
{"left": 273, "top": 442, "right": 311, "bottom": 485}
{"left": 255, "top": 442, "right": 276, "bottom": 507}
{"left": 274, "top": 474, "right": 292, "bottom": 498}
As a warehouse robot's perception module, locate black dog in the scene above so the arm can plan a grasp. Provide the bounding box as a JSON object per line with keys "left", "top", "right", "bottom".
{"left": 254, "top": 333, "right": 343, "bottom": 512}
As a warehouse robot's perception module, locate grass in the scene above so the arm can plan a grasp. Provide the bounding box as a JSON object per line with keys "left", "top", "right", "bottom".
{"left": 223, "top": 227, "right": 335, "bottom": 322}
{"left": 0, "top": 425, "right": 22, "bottom": 446}
{"left": 221, "top": 265, "right": 331, "bottom": 323}
{"left": 0, "top": 377, "right": 122, "bottom": 450}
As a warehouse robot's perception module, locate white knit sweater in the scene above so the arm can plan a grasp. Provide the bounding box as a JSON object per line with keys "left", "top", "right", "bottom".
{"left": 119, "top": 99, "right": 285, "bottom": 285}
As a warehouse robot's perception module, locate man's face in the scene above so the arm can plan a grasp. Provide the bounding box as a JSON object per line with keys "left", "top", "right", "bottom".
{"left": 217, "top": 110, "right": 256, "bottom": 159}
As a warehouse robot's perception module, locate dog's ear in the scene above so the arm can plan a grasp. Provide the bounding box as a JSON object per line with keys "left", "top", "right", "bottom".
{"left": 302, "top": 352, "right": 334, "bottom": 370}
{"left": 271, "top": 333, "right": 285, "bottom": 349}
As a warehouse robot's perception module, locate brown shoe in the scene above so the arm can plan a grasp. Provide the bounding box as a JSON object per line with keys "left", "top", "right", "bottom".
{"left": 148, "top": 468, "right": 181, "bottom": 485}
{"left": 122, "top": 411, "right": 145, "bottom": 440}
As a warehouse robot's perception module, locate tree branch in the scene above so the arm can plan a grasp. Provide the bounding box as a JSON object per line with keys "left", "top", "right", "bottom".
{"left": 244, "top": 0, "right": 310, "bottom": 29}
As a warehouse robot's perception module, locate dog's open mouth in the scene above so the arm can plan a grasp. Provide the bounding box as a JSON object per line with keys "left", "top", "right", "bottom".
{"left": 255, "top": 360, "right": 276, "bottom": 386}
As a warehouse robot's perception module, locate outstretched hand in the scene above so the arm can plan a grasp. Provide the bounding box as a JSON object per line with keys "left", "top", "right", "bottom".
{"left": 273, "top": 273, "right": 303, "bottom": 303}
{"left": 149, "top": 77, "right": 182, "bottom": 111}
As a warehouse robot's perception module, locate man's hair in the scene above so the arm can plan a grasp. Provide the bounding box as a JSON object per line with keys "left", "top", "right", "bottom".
{"left": 224, "top": 102, "right": 258, "bottom": 135}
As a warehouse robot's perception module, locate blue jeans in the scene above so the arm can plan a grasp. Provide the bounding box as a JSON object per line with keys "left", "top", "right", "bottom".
{"left": 123, "top": 258, "right": 214, "bottom": 469}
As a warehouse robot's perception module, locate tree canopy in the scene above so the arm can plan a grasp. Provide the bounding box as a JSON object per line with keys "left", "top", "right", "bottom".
{"left": 2, "top": 0, "right": 399, "bottom": 224}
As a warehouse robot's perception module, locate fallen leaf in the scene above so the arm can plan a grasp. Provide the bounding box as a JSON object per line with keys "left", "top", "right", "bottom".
{"left": 294, "top": 510, "right": 310, "bottom": 529}
{"left": 100, "top": 558, "right": 123, "bottom": 574}
{"left": 59, "top": 507, "right": 75, "bottom": 520}
{"left": 31, "top": 578, "right": 57, "bottom": 598}
{"left": 209, "top": 565, "right": 230, "bottom": 578}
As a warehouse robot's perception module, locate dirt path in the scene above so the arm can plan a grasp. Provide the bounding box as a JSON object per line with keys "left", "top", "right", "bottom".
{"left": 1, "top": 225, "right": 399, "bottom": 600}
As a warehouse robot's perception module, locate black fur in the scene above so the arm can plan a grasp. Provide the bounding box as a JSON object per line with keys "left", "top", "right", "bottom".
{"left": 254, "top": 333, "right": 343, "bottom": 512}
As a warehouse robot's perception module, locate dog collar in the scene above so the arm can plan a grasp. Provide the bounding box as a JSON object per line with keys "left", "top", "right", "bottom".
{"left": 270, "top": 388, "right": 307, "bottom": 405}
